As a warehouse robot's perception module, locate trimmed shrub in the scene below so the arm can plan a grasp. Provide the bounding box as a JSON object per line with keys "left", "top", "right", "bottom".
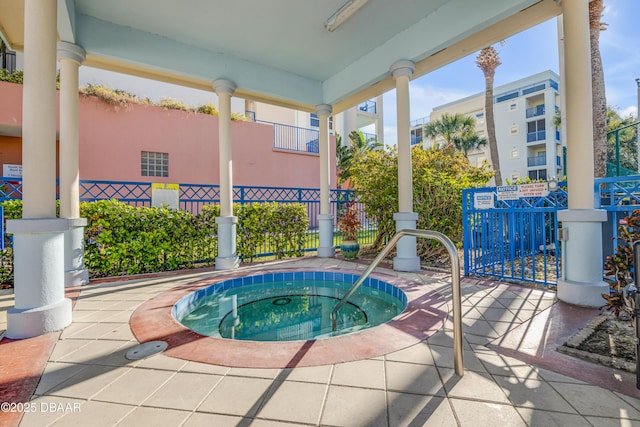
{"left": 350, "top": 146, "right": 493, "bottom": 257}
{"left": 0, "top": 199, "right": 308, "bottom": 282}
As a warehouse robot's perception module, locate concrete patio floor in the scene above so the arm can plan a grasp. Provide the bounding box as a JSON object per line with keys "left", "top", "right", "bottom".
{"left": 1, "top": 256, "right": 640, "bottom": 426}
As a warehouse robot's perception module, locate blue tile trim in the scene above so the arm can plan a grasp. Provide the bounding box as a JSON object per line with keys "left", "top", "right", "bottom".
{"left": 172, "top": 270, "right": 408, "bottom": 322}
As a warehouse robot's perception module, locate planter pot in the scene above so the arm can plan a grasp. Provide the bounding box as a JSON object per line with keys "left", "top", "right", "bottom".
{"left": 340, "top": 240, "right": 360, "bottom": 260}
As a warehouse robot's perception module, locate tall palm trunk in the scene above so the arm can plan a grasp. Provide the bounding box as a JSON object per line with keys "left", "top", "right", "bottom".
{"left": 590, "top": 0, "right": 607, "bottom": 178}
{"left": 476, "top": 47, "right": 502, "bottom": 186}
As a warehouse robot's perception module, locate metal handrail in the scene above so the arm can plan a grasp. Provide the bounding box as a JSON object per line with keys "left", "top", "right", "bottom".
{"left": 331, "top": 228, "right": 464, "bottom": 376}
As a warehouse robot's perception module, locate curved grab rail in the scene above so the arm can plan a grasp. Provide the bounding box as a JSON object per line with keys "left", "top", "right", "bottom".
{"left": 331, "top": 229, "right": 464, "bottom": 376}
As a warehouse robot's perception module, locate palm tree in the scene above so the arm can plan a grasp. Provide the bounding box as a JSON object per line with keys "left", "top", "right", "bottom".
{"left": 590, "top": 0, "right": 607, "bottom": 178}
{"left": 476, "top": 46, "right": 502, "bottom": 186}
{"left": 423, "top": 113, "right": 475, "bottom": 150}
{"left": 348, "top": 129, "right": 382, "bottom": 156}
{"left": 336, "top": 130, "right": 382, "bottom": 187}
{"left": 453, "top": 134, "right": 488, "bottom": 157}
{"left": 335, "top": 133, "right": 352, "bottom": 187}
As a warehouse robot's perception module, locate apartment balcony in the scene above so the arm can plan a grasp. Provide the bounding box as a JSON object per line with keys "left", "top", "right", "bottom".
{"left": 525, "top": 105, "right": 545, "bottom": 118}
{"left": 410, "top": 116, "right": 429, "bottom": 129}
{"left": 527, "top": 130, "right": 546, "bottom": 143}
{"left": 358, "top": 99, "right": 377, "bottom": 114}
{"left": 527, "top": 155, "right": 547, "bottom": 167}
{"left": 362, "top": 131, "right": 377, "bottom": 142}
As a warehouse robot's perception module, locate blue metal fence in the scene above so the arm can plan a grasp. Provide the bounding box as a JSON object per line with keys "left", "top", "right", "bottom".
{"left": 0, "top": 178, "right": 374, "bottom": 257}
{"left": 462, "top": 184, "right": 567, "bottom": 287}
{"left": 595, "top": 175, "right": 640, "bottom": 257}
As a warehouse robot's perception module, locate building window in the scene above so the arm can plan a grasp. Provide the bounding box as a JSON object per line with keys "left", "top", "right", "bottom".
{"left": 510, "top": 125, "right": 518, "bottom": 135}
{"left": 510, "top": 149, "right": 519, "bottom": 159}
{"left": 526, "top": 119, "right": 546, "bottom": 142}
{"left": 509, "top": 103, "right": 518, "bottom": 111}
{"left": 329, "top": 116, "right": 334, "bottom": 131}
{"left": 141, "top": 151, "right": 168, "bottom": 177}
{"left": 528, "top": 169, "right": 547, "bottom": 181}
{"left": 496, "top": 92, "right": 518, "bottom": 103}
{"left": 511, "top": 173, "right": 520, "bottom": 181}
{"left": 310, "top": 113, "right": 319, "bottom": 128}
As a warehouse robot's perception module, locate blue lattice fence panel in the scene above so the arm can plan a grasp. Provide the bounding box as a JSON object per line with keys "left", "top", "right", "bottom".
{"left": 179, "top": 183, "right": 219, "bottom": 213}
{"left": 80, "top": 180, "right": 152, "bottom": 207}
{"left": 0, "top": 178, "right": 23, "bottom": 201}
{"left": 595, "top": 175, "right": 640, "bottom": 260}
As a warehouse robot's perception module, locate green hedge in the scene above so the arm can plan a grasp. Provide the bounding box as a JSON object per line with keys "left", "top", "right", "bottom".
{"left": 0, "top": 199, "right": 309, "bottom": 283}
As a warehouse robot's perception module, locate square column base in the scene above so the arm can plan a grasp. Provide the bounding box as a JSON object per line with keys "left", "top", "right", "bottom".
{"left": 557, "top": 278, "right": 609, "bottom": 307}
{"left": 317, "top": 214, "right": 335, "bottom": 258}
{"left": 216, "top": 216, "right": 239, "bottom": 270}
{"left": 64, "top": 218, "right": 88, "bottom": 287}
{"left": 393, "top": 212, "right": 420, "bottom": 272}
{"left": 7, "top": 298, "right": 72, "bottom": 339}
{"left": 557, "top": 209, "right": 608, "bottom": 307}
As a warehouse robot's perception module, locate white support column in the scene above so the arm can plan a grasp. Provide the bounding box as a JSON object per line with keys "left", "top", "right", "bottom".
{"left": 390, "top": 60, "right": 420, "bottom": 272}
{"left": 557, "top": 0, "right": 608, "bottom": 307}
{"left": 58, "top": 42, "right": 89, "bottom": 287}
{"left": 7, "top": 0, "right": 72, "bottom": 338}
{"left": 316, "top": 104, "right": 335, "bottom": 258}
{"left": 214, "top": 79, "right": 239, "bottom": 270}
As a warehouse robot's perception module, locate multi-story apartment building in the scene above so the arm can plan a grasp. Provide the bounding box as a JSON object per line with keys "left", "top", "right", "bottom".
{"left": 412, "top": 70, "right": 563, "bottom": 183}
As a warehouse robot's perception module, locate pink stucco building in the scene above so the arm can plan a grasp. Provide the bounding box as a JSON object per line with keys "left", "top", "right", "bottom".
{"left": 0, "top": 81, "right": 337, "bottom": 188}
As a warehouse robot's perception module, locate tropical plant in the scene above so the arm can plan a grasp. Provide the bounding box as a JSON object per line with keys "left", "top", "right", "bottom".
{"left": 590, "top": 0, "right": 608, "bottom": 178}
{"left": 196, "top": 103, "right": 219, "bottom": 116}
{"left": 337, "top": 201, "right": 361, "bottom": 241}
{"left": 453, "top": 132, "right": 487, "bottom": 157}
{"left": 348, "top": 130, "right": 382, "bottom": 156}
{"left": 476, "top": 45, "right": 503, "bottom": 186}
{"left": 606, "top": 107, "right": 639, "bottom": 174}
{"left": 0, "top": 69, "right": 23, "bottom": 84}
{"left": 603, "top": 209, "right": 640, "bottom": 320}
{"left": 80, "top": 84, "right": 149, "bottom": 109}
{"left": 335, "top": 130, "right": 382, "bottom": 187}
{"left": 159, "top": 97, "right": 190, "bottom": 111}
{"left": 423, "top": 113, "right": 475, "bottom": 151}
{"left": 350, "top": 146, "right": 492, "bottom": 255}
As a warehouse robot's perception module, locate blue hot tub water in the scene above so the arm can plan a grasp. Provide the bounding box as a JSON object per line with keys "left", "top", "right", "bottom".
{"left": 173, "top": 272, "right": 407, "bottom": 342}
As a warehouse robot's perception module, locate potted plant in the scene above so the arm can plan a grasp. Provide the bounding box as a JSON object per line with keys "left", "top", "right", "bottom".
{"left": 337, "top": 201, "right": 362, "bottom": 260}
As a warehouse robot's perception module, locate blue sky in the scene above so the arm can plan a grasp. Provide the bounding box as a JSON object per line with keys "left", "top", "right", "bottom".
{"left": 79, "top": 0, "right": 639, "bottom": 147}
{"left": 380, "top": 0, "right": 640, "bottom": 146}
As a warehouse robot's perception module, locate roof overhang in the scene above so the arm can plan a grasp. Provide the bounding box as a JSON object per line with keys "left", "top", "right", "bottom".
{"left": 0, "top": 0, "right": 561, "bottom": 114}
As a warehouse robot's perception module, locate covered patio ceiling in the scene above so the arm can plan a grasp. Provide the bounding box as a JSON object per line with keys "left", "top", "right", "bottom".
{"left": 0, "top": 0, "right": 560, "bottom": 113}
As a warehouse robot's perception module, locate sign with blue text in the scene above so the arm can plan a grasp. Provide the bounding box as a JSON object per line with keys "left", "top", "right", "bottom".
{"left": 473, "top": 193, "right": 495, "bottom": 209}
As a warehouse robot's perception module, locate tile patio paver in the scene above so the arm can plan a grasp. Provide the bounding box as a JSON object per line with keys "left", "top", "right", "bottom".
{"left": 91, "top": 368, "right": 175, "bottom": 406}
{"left": 256, "top": 380, "right": 327, "bottom": 424}
{"left": 330, "top": 359, "right": 386, "bottom": 389}
{"left": 386, "top": 392, "right": 457, "bottom": 427}
{"left": 196, "top": 376, "right": 274, "bottom": 417}
{"left": 142, "top": 371, "right": 223, "bottom": 411}
{"left": 2, "top": 258, "right": 640, "bottom": 427}
{"left": 321, "top": 385, "right": 388, "bottom": 427}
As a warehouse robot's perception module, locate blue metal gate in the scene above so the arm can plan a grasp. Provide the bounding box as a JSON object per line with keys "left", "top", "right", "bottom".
{"left": 462, "top": 184, "right": 567, "bottom": 288}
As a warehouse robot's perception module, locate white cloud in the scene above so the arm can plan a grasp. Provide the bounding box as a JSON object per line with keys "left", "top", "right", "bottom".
{"left": 619, "top": 105, "right": 638, "bottom": 119}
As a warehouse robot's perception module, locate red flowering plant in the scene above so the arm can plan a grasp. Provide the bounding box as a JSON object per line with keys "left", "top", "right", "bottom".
{"left": 337, "top": 201, "right": 362, "bottom": 241}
